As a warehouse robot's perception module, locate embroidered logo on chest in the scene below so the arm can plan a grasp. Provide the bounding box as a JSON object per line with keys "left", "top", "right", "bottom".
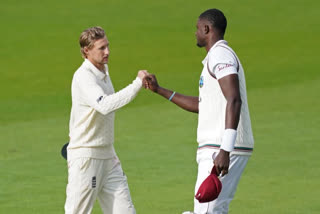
{"left": 199, "top": 76, "right": 204, "bottom": 88}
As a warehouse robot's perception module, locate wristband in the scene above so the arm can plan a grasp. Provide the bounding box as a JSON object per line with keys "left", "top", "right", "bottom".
{"left": 169, "top": 91, "right": 176, "bottom": 101}
{"left": 220, "top": 129, "right": 237, "bottom": 152}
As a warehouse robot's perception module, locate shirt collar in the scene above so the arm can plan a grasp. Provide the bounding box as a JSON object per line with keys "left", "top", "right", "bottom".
{"left": 202, "top": 40, "right": 228, "bottom": 65}
{"left": 84, "top": 59, "right": 109, "bottom": 80}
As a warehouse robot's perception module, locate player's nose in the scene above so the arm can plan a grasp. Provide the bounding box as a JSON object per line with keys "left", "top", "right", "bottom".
{"left": 104, "top": 47, "right": 110, "bottom": 55}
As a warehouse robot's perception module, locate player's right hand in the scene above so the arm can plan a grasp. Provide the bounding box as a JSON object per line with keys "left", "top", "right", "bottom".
{"left": 145, "top": 74, "right": 159, "bottom": 93}
{"left": 137, "top": 70, "right": 149, "bottom": 80}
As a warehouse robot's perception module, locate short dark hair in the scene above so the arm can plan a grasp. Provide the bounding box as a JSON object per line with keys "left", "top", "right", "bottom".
{"left": 199, "top": 9, "right": 227, "bottom": 36}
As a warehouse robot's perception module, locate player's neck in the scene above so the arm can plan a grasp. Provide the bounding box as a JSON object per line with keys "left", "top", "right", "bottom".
{"left": 205, "top": 36, "right": 224, "bottom": 52}
{"left": 87, "top": 58, "right": 106, "bottom": 73}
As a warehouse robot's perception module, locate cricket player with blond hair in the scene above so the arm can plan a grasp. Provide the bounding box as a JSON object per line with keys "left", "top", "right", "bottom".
{"left": 65, "top": 26, "right": 147, "bottom": 214}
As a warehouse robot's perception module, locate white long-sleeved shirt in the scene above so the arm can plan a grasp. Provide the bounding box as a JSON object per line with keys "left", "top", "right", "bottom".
{"left": 197, "top": 40, "right": 254, "bottom": 155}
{"left": 68, "top": 59, "right": 142, "bottom": 160}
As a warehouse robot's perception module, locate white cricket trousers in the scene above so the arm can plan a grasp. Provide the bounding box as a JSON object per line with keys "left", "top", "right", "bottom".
{"left": 64, "top": 156, "right": 136, "bottom": 214}
{"left": 194, "top": 149, "right": 250, "bottom": 214}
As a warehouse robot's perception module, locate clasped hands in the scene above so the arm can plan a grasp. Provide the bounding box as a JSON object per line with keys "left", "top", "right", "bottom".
{"left": 137, "top": 70, "right": 159, "bottom": 92}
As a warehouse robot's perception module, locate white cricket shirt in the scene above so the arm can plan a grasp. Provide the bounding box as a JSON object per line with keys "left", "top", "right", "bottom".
{"left": 197, "top": 40, "right": 254, "bottom": 155}
{"left": 68, "top": 59, "right": 142, "bottom": 160}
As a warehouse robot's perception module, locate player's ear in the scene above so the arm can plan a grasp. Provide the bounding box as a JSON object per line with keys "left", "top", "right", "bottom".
{"left": 84, "top": 46, "right": 89, "bottom": 55}
{"left": 204, "top": 25, "right": 210, "bottom": 34}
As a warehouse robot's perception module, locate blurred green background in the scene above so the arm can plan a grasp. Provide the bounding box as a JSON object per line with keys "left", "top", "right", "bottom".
{"left": 0, "top": 0, "right": 319, "bottom": 213}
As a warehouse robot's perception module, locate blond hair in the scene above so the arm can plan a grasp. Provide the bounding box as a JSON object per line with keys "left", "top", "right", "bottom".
{"left": 79, "top": 26, "right": 106, "bottom": 58}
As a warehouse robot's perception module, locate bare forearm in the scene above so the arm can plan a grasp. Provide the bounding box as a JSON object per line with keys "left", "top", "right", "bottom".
{"left": 225, "top": 98, "right": 241, "bottom": 129}
{"left": 156, "top": 87, "right": 199, "bottom": 113}
{"left": 218, "top": 74, "right": 242, "bottom": 130}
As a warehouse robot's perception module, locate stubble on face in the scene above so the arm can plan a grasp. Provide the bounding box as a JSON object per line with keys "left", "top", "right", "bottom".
{"left": 87, "top": 37, "right": 110, "bottom": 71}
{"left": 196, "top": 19, "right": 206, "bottom": 48}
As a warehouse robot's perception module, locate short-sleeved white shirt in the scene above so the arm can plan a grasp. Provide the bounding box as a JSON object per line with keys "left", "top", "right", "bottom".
{"left": 197, "top": 40, "right": 254, "bottom": 155}
{"left": 206, "top": 40, "right": 238, "bottom": 80}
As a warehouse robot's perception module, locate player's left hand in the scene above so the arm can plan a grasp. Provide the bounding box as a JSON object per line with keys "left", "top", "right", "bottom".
{"left": 213, "top": 149, "right": 230, "bottom": 177}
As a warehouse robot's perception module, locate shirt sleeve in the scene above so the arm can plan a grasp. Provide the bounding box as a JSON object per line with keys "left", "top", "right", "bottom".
{"left": 75, "top": 71, "right": 142, "bottom": 115}
{"left": 213, "top": 63, "right": 238, "bottom": 79}
{"left": 208, "top": 47, "right": 238, "bottom": 80}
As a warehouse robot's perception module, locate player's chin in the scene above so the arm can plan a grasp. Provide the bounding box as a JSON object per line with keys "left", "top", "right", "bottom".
{"left": 102, "top": 58, "right": 109, "bottom": 64}
{"left": 196, "top": 39, "right": 205, "bottom": 48}
{"left": 196, "top": 42, "right": 204, "bottom": 48}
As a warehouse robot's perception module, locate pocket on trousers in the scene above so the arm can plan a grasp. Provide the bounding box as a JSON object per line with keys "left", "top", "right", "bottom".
{"left": 78, "top": 158, "right": 91, "bottom": 171}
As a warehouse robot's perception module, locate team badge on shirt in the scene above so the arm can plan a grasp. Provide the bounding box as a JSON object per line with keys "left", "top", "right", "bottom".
{"left": 199, "top": 76, "right": 204, "bottom": 88}
{"left": 96, "top": 96, "right": 103, "bottom": 103}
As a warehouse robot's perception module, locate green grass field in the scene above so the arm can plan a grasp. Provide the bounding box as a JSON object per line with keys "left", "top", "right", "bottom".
{"left": 1, "top": 0, "right": 319, "bottom": 213}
